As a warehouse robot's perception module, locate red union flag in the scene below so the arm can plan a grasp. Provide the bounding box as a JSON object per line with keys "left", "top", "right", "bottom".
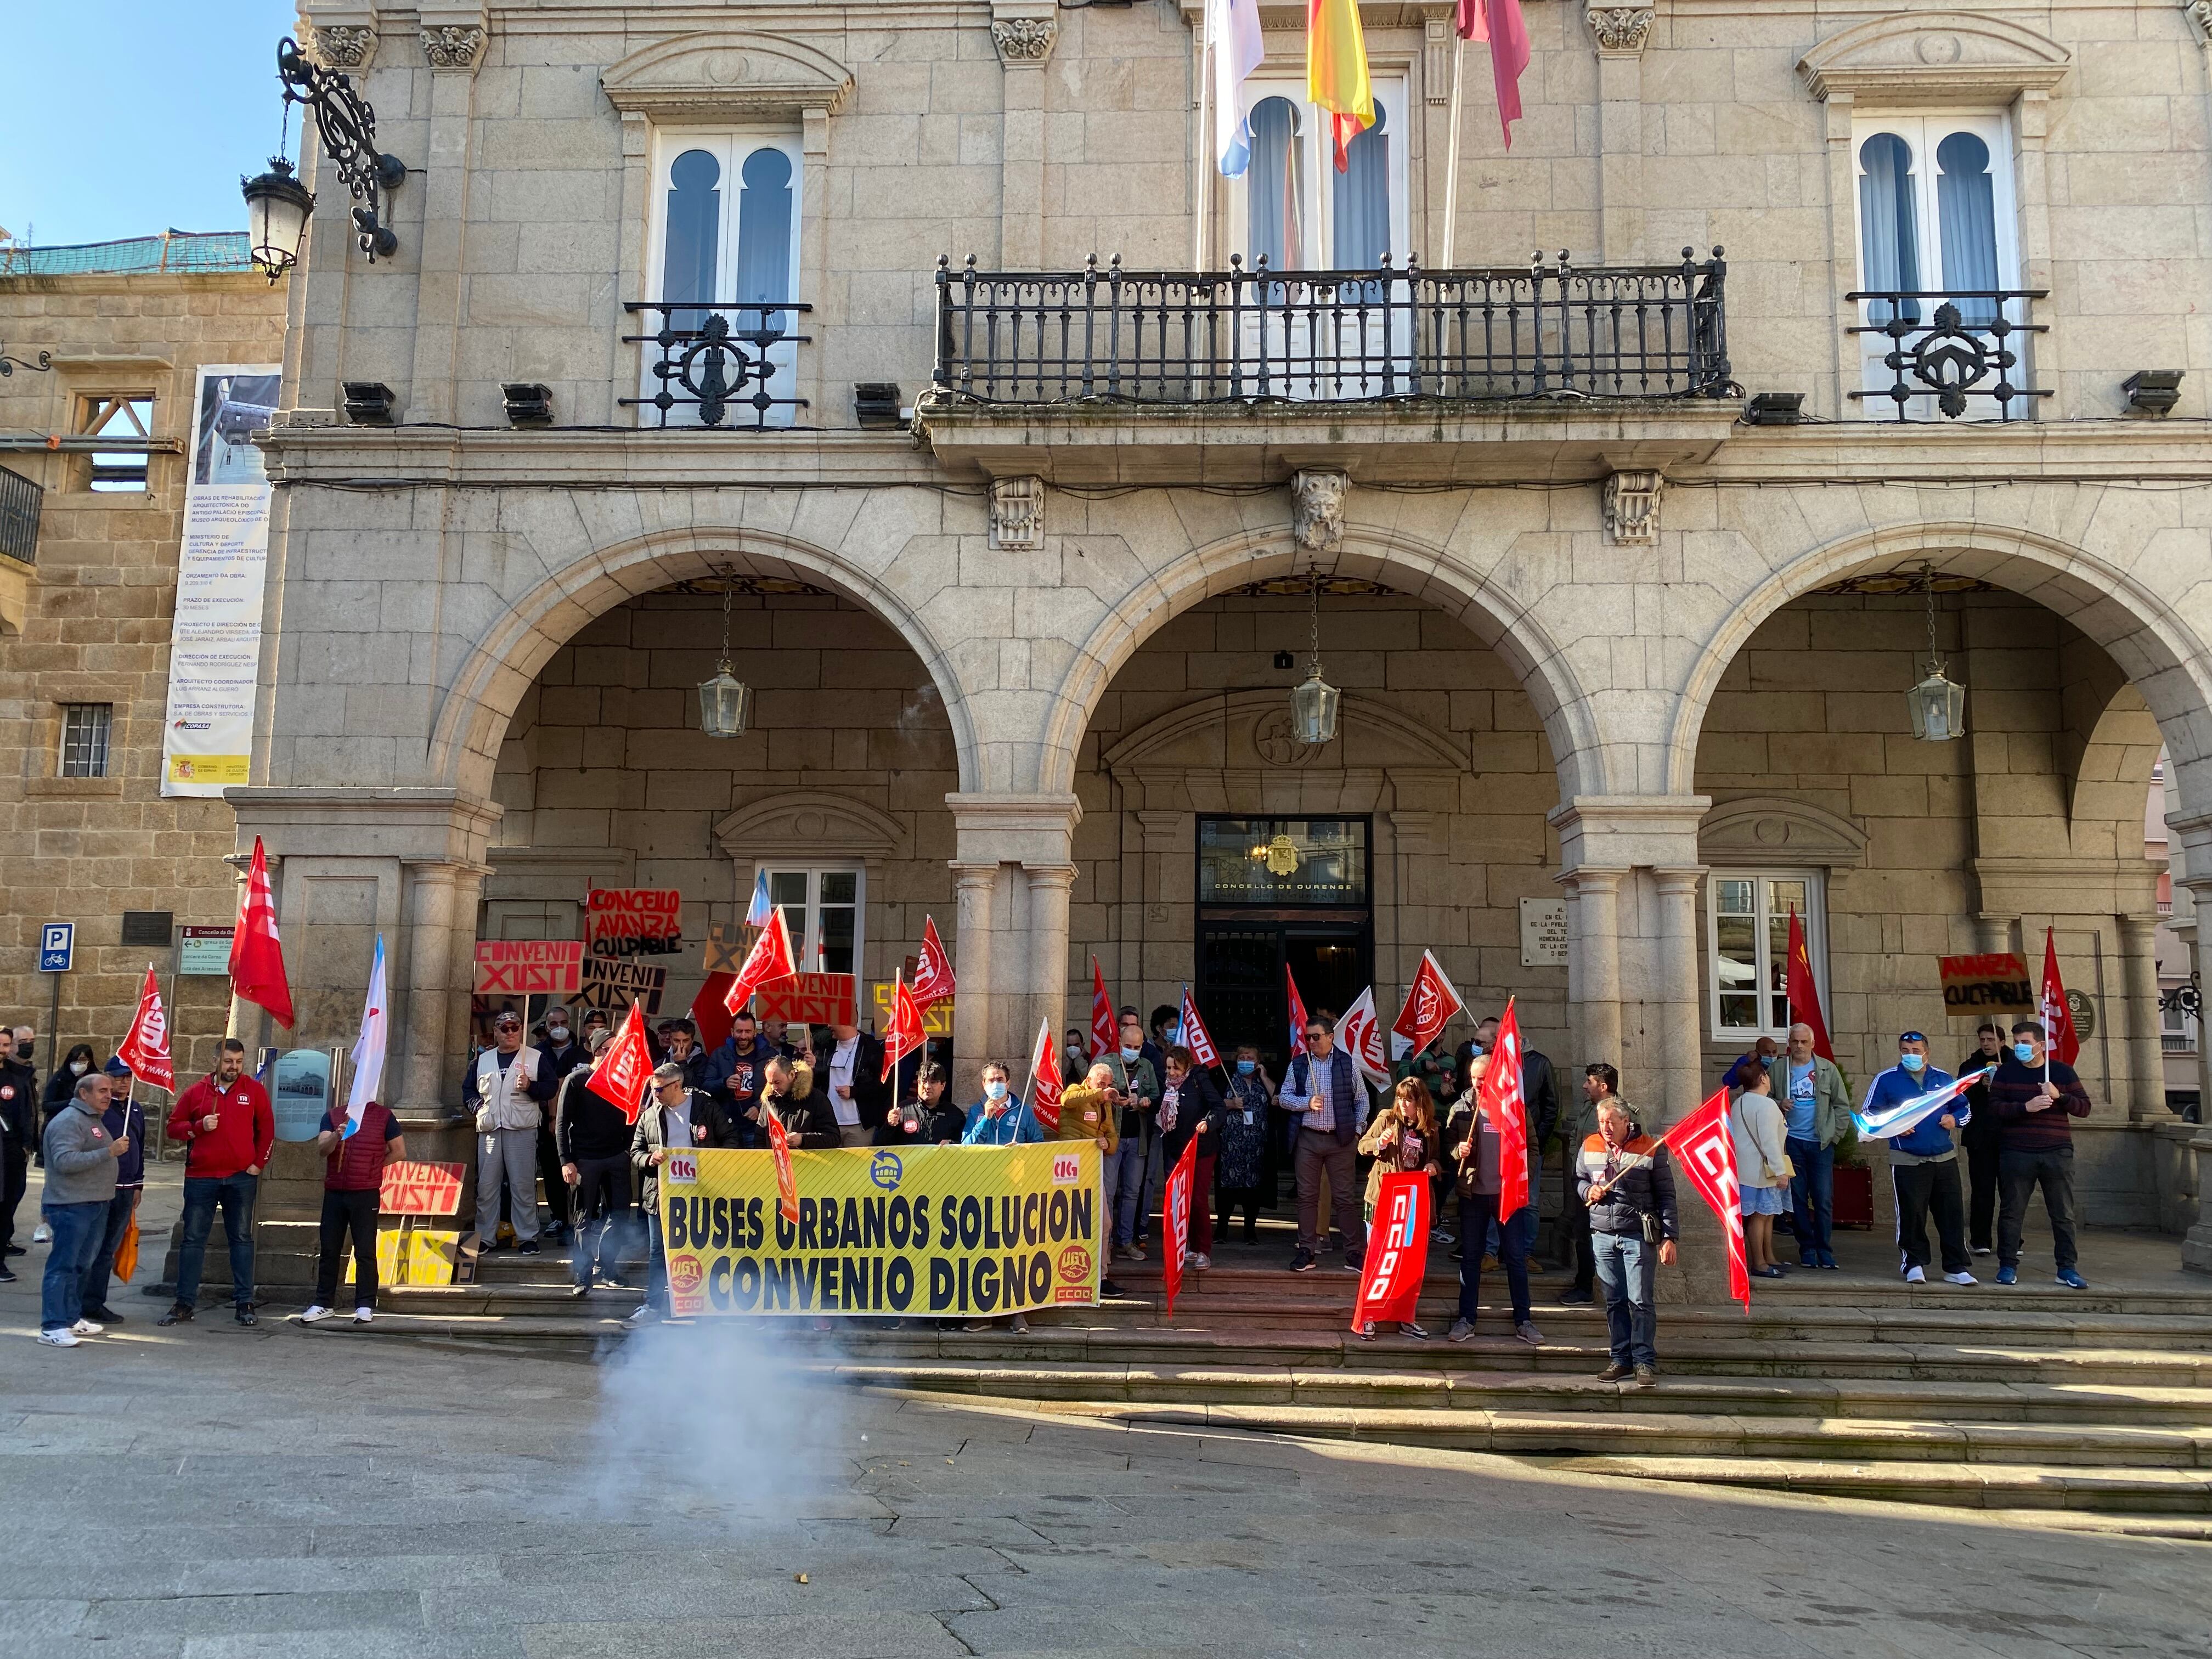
{"left": 228, "top": 835, "right": 294, "bottom": 1028}
{"left": 1177, "top": 984, "right": 1220, "bottom": 1071}
{"left": 1662, "top": 1087, "right": 1749, "bottom": 1311}
{"left": 1026, "top": 1016, "right": 1063, "bottom": 1132}
{"left": 587, "top": 1002, "right": 657, "bottom": 1122}
{"left": 912, "top": 915, "right": 956, "bottom": 1008}
{"left": 882, "top": 970, "right": 928, "bottom": 1082}
{"left": 1390, "top": 950, "right": 1464, "bottom": 1061}
{"left": 1353, "top": 1171, "right": 1432, "bottom": 1330}
{"left": 2039, "top": 927, "right": 2081, "bottom": 1068}
{"left": 1477, "top": 996, "right": 1530, "bottom": 1221}
{"left": 1338, "top": 986, "right": 1391, "bottom": 1092}
{"left": 1160, "top": 1137, "right": 1199, "bottom": 1317}
{"left": 724, "top": 905, "right": 798, "bottom": 1014}
{"left": 1088, "top": 956, "right": 1116, "bottom": 1060}
{"left": 117, "top": 965, "right": 174, "bottom": 1092}
{"left": 1785, "top": 908, "right": 1835, "bottom": 1064}
{"left": 765, "top": 1109, "right": 799, "bottom": 1225}
{"left": 1285, "top": 964, "right": 1311, "bottom": 1063}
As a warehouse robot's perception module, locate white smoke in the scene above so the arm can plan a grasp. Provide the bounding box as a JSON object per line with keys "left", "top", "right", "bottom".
{"left": 589, "top": 1319, "right": 854, "bottom": 1523}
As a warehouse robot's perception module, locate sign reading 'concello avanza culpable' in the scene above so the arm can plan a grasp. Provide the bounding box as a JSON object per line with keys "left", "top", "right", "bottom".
{"left": 658, "top": 1144, "right": 1100, "bottom": 1319}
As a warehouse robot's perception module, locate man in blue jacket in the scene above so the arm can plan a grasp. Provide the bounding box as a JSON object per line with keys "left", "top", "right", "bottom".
{"left": 1861, "top": 1031, "right": 1974, "bottom": 1286}
{"left": 961, "top": 1062, "right": 1045, "bottom": 1146}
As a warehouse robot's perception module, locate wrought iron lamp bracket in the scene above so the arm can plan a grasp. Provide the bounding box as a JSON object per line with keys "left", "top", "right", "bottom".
{"left": 276, "top": 35, "right": 406, "bottom": 263}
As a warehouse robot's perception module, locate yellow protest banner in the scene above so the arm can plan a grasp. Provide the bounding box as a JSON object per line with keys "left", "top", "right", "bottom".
{"left": 659, "top": 1144, "right": 1101, "bottom": 1319}
{"left": 346, "top": 1227, "right": 461, "bottom": 1288}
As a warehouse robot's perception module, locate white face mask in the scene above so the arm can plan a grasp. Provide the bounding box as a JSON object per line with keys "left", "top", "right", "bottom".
{"left": 70, "top": 1060, "right": 89, "bottom": 1076}
{"left": 549, "top": 1025, "right": 569, "bottom": 1040}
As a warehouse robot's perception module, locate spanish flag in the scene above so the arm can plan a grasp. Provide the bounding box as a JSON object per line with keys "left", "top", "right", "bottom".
{"left": 1307, "top": 0, "right": 1375, "bottom": 172}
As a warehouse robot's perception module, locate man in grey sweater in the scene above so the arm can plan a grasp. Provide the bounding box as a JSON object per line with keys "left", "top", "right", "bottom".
{"left": 40, "top": 1073, "right": 126, "bottom": 1348}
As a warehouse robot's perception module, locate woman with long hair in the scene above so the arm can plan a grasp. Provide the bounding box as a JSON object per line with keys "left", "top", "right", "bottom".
{"left": 1356, "top": 1076, "right": 1441, "bottom": 1340}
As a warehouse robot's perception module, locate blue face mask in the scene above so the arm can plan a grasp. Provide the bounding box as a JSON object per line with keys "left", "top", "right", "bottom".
{"left": 2013, "top": 1042, "right": 2036, "bottom": 1064}
{"left": 1900, "top": 1053, "right": 1925, "bottom": 1073}
{"left": 1236, "top": 1059, "right": 1257, "bottom": 1075}
{"left": 984, "top": 1079, "right": 1008, "bottom": 1102}
{"left": 1120, "top": 1046, "right": 1138, "bottom": 1061}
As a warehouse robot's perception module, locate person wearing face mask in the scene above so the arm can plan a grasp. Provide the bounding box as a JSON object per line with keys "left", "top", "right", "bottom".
{"left": 1860, "top": 1032, "right": 1974, "bottom": 1286}
{"left": 1217, "top": 1046, "right": 1273, "bottom": 1245}
{"left": 1060, "top": 1029, "right": 1088, "bottom": 1087}
{"left": 961, "top": 1061, "right": 1044, "bottom": 1147}
{"left": 1100, "top": 1015, "right": 1160, "bottom": 1259}
{"left": 0, "top": 1026, "right": 36, "bottom": 1272}
{"left": 533, "top": 1008, "right": 588, "bottom": 1245}
{"left": 1956, "top": 1022, "right": 2006, "bottom": 1257}
{"left": 1989, "top": 1019, "right": 2094, "bottom": 1288}
{"left": 41, "top": 1045, "right": 99, "bottom": 1149}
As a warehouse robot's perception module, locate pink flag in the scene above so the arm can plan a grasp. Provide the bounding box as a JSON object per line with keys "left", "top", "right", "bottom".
{"left": 1457, "top": 0, "right": 1531, "bottom": 149}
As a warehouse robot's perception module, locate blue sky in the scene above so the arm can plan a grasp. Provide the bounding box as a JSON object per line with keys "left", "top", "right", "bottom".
{"left": 1, "top": 3, "right": 303, "bottom": 245}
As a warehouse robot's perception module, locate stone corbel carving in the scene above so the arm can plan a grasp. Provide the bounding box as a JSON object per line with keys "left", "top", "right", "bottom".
{"left": 1586, "top": 3, "right": 1656, "bottom": 54}
{"left": 990, "top": 476, "right": 1046, "bottom": 551}
{"left": 2188, "top": 2, "right": 2212, "bottom": 47}
{"left": 308, "top": 24, "right": 377, "bottom": 69}
{"left": 991, "top": 18, "right": 1059, "bottom": 64}
{"left": 420, "top": 6, "right": 490, "bottom": 73}
{"left": 1291, "top": 469, "right": 1348, "bottom": 553}
{"left": 1602, "top": 470, "right": 1664, "bottom": 545}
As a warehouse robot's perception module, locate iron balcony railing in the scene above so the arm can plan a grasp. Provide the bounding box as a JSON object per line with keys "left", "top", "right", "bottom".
{"left": 0, "top": 464, "right": 42, "bottom": 564}
{"left": 931, "top": 249, "right": 1734, "bottom": 406}
{"left": 621, "top": 301, "right": 811, "bottom": 429}
{"left": 1844, "top": 287, "right": 2049, "bottom": 420}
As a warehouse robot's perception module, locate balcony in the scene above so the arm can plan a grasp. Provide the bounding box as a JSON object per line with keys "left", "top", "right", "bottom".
{"left": 622, "top": 301, "right": 811, "bottom": 431}
{"left": 1845, "top": 287, "right": 2049, "bottom": 421}
{"left": 0, "top": 464, "right": 41, "bottom": 564}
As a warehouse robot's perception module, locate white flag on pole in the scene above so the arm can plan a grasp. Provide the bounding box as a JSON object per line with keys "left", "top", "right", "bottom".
{"left": 1210, "top": 0, "right": 1266, "bottom": 176}
{"left": 344, "top": 934, "right": 388, "bottom": 1135}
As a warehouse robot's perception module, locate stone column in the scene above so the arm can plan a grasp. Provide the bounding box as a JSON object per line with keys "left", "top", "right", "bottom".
{"left": 1558, "top": 866, "right": 1625, "bottom": 1074}
{"left": 406, "top": 5, "right": 490, "bottom": 421}
{"left": 2119, "top": 913, "right": 2168, "bottom": 1122}
{"left": 990, "top": 3, "right": 1058, "bottom": 270}
{"left": 1586, "top": 3, "right": 1655, "bottom": 262}
{"left": 950, "top": 863, "right": 1000, "bottom": 1083}
{"left": 1652, "top": 868, "right": 1709, "bottom": 1130}
{"left": 947, "top": 792, "right": 1082, "bottom": 1076}
{"left": 1021, "top": 864, "right": 1079, "bottom": 1086}
{"left": 396, "top": 860, "right": 486, "bottom": 1125}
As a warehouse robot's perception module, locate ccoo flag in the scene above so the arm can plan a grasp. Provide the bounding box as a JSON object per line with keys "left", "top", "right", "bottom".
{"left": 1178, "top": 984, "right": 1222, "bottom": 1071}
{"left": 343, "top": 935, "right": 388, "bottom": 1135}
{"left": 1209, "top": 0, "right": 1266, "bottom": 176}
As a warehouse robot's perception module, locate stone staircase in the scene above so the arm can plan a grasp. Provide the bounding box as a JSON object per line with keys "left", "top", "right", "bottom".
{"left": 318, "top": 1235, "right": 2212, "bottom": 1523}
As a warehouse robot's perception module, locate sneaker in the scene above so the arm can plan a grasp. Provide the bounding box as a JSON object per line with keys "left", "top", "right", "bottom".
{"left": 1357, "top": 1321, "right": 1378, "bottom": 1342}
{"left": 1432, "top": 1229, "right": 1457, "bottom": 1246}
{"left": 623, "top": 1305, "right": 657, "bottom": 1328}
{"left": 518, "top": 1240, "right": 540, "bottom": 1256}
{"left": 1996, "top": 1265, "right": 2018, "bottom": 1285}
{"left": 1100, "top": 1279, "right": 1126, "bottom": 1299}
{"left": 1121, "top": 1244, "right": 1146, "bottom": 1262}
{"left": 1289, "top": 1248, "right": 1317, "bottom": 1274}
{"left": 2056, "top": 1268, "right": 2088, "bottom": 1290}
{"left": 352, "top": 1308, "right": 374, "bottom": 1325}
{"left": 157, "top": 1303, "right": 193, "bottom": 1327}
{"left": 1515, "top": 1321, "right": 1544, "bottom": 1346}
{"left": 1558, "top": 1290, "right": 1594, "bottom": 1306}
{"left": 1343, "top": 1252, "right": 1364, "bottom": 1274}
{"left": 568, "top": 1283, "right": 591, "bottom": 1299}
{"left": 235, "top": 1305, "right": 257, "bottom": 1327}
{"left": 961, "top": 1319, "right": 994, "bottom": 1332}
{"left": 1817, "top": 1252, "right": 1839, "bottom": 1270}
{"left": 298, "top": 1305, "right": 335, "bottom": 1325}
{"left": 0, "top": 1267, "right": 15, "bottom": 1284}
{"left": 1632, "top": 1364, "right": 1657, "bottom": 1387}
{"left": 32, "top": 1223, "right": 50, "bottom": 1244}
{"left": 1403, "top": 1322, "right": 1431, "bottom": 1341}
{"left": 82, "top": 1306, "right": 121, "bottom": 1323}
{"left": 1597, "top": 1361, "right": 1631, "bottom": 1382}
{"left": 1798, "top": 1253, "right": 1818, "bottom": 1269}
{"left": 1008, "top": 1313, "right": 1030, "bottom": 1334}
{"left": 37, "top": 1328, "right": 79, "bottom": 1348}
{"left": 1904, "top": 1266, "right": 1926, "bottom": 1285}
{"left": 70, "top": 1319, "right": 104, "bottom": 1337}
{"left": 1187, "top": 1253, "right": 1211, "bottom": 1271}
{"left": 1447, "top": 1318, "right": 1476, "bottom": 1343}
{"left": 1944, "top": 1271, "right": 1977, "bottom": 1286}
{"left": 1972, "top": 1245, "right": 1993, "bottom": 1257}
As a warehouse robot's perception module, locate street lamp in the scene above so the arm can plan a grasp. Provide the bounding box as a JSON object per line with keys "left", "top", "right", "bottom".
{"left": 241, "top": 35, "right": 405, "bottom": 281}
{"left": 697, "top": 577, "right": 754, "bottom": 739}
{"left": 1288, "top": 572, "right": 1341, "bottom": 745}
{"left": 1907, "top": 563, "right": 1967, "bottom": 742}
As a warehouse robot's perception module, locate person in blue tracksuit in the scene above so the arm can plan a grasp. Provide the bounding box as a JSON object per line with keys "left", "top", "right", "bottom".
{"left": 961, "top": 1062, "right": 1045, "bottom": 1147}
{"left": 1860, "top": 1031, "right": 1974, "bottom": 1285}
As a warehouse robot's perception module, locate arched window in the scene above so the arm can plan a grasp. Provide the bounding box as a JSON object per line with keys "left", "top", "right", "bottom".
{"left": 1936, "top": 131, "right": 2000, "bottom": 325}
{"left": 1857, "top": 132, "right": 1921, "bottom": 324}
{"left": 1246, "top": 96, "right": 1305, "bottom": 272}
{"left": 1333, "top": 104, "right": 1389, "bottom": 270}
{"left": 733, "top": 146, "right": 796, "bottom": 334}
{"left": 661, "top": 148, "right": 721, "bottom": 309}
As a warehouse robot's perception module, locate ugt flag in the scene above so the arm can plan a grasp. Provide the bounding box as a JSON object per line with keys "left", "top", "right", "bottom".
{"left": 912, "top": 915, "right": 956, "bottom": 1007}
{"left": 1088, "top": 956, "right": 1118, "bottom": 1059}
{"left": 1285, "top": 963, "right": 1311, "bottom": 1063}
{"left": 588, "top": 1002, "right": 657, "bottom": 1123}
{"left": 1390, "top": 949, "right": 1464, "bottom": 1060}
{"left": 1353, "top": 1171, "right": 1431, "bottom": 1330}
{"left": 1662, "top": 1088, "right": 1749, "bottom": 1311}
{"left": 1338, "top": 986, "right": 1393, "bottom": 1092}
{"left": 343, "top": 935, "right": 388, "bottom": 1135}
{"left": 724, "top": 905, "right": 798, "bottom": 1014}
{"left": 117, "top": 966, "right": 174, "bottom": 1093}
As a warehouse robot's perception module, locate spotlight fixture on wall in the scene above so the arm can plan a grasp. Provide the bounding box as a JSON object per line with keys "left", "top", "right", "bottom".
{"left": 502, "top": 383, "right": 553, "bottom": 428}
{"left": 1288, "top": 572, "right": 1340, "bottom": 746}
{"left": 1742, "top": 391, "right": 1805, "bottom": 426}
{"left": 853, "top": 382, "right": 904, "bottom": 430}
{"left": 1906, "top": 562, "right": 1966, "bottom": 743}
{"left": 697, "top": 575, "right": 753, "bottom": 740}
{"left": 341, "top": 381, "right": 397, "bottom": 425}
{"left": 2123, "top": 370, "right": 2183, "bottom": 416}
{"left": 240, "top": 35, "right": 406, "bottom": 281}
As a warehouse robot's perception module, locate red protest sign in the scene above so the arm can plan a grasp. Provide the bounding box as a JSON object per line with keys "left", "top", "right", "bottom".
{"left": 585, "top": 887, "right": 684, "bottom": 958}
{"left": 380, "top": 1160, "right": 466, "bottom": 1217}
{"left": 1353, "top": 1171, "right": 1432, "bottom": 1330}
{"left": 473, "top": 939, "right": 584, "bottom": 995}
{"left": 755, "top": 972, "right": 856, "bottom": 1028}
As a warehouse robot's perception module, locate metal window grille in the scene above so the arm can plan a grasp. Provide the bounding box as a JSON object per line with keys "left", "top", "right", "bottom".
{"left": 60, "top": 703, "right": 112, "bottom": 778}
{"left": 0, "top": 465, "right": 41, "bottom": 564}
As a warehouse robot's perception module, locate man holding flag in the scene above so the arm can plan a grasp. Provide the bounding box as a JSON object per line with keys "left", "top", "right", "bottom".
{"left": 161, "top": 1035, "right": 273, "bottom": 1328}
{"left": 1857, "top": 1033, "right": 1977, "bottom": 1286}
{"left": 1990, "top": 1018, "right": 2093, "bottom": 1288}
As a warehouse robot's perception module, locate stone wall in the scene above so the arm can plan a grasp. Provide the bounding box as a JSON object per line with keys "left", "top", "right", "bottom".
{"left": 0, "top": 269, "right": 286, "bottom": 1077}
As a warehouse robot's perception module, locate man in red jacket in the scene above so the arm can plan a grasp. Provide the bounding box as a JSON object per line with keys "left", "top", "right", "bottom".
{"left": 160, "top": 1038, "right": 275, "bottom": 1327}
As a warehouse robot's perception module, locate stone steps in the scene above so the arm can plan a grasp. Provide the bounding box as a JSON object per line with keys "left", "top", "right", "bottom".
{"left": 1515, "top": 1453, "right": 2212, "bottom": 1515}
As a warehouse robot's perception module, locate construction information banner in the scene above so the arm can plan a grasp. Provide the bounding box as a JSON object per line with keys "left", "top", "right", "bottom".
{"left": 162, "top": 364, "right": 281, "bottom": 797}
{"left": 660, "top": 1144, "right": 1101, "bottom": 1319}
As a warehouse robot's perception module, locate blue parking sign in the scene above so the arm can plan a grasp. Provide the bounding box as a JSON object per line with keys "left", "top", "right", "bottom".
{"left": 39, "top": 923, "right": 74, "bottom": 973}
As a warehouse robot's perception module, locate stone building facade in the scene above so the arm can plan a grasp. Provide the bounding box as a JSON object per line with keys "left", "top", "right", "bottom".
{"left": 11, "top": 1, "right": 2212, "bottom": 1264}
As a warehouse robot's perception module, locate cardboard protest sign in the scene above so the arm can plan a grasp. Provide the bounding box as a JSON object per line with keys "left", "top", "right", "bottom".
{"left": 757, "top": 972, "right": 857, "bottom": 1028}
{"left": 585, "top": 887, "right": 684, "bottom": 958}
{"left": 473, "top": 940, "right": 584, "bottom": 996}
{"left": 1938, "top": 952, "right": 2034, "bottom": 1015}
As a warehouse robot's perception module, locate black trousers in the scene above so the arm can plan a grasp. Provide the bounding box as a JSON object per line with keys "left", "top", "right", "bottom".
{"left": 572, "top": 1155, "right": 633, "bottom": 1286}
{"left": 1965, "top": 1138, "right": 2000, "bottom": 1251}
{"left": 537, "top": 1125, "right": 571, "bottom": 1234}
{"left": 1998, "top": 1146, "right": 2078, "bottom": 1272}
{"left": 1218, "top": 1186, "right": 1262, "bottom": 1242}
{"left": 314, "top": 1188, "right": 382, "bottom": 1311}
{"left": 1892, "top": 1159, "right": 1970, "bottom": 1274}
{"left": 1560, "top": 1154, "right": 1595, "bottom": 1295}
{"left": 0, "top": 1141, "right": 26, "bottom": 1251}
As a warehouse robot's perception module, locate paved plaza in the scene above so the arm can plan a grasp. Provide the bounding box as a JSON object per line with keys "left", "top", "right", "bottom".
{"left": 2, "top": 1173, "right": 2208, "bottom": 1659}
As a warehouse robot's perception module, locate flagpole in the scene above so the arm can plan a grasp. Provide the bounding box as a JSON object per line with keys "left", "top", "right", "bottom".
{"left": 1440, "top": 38, "right": 1465, "bottom": 266}
{"left": 1194, "top": 9, "right": 1212, "bottom": 271}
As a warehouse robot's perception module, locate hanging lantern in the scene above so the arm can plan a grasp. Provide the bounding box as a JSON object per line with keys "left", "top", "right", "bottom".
{"left": 1289, "top": 572, "right": 1341, "bottom": 744}
{"left": 241, "top": 155, "right": 315, "bottom": 281}
{"left": 697, "top": 576, "right": 753, "bottom": 738}
{"left": 1906, "top": 563, "right": 1966, "bottom": 742}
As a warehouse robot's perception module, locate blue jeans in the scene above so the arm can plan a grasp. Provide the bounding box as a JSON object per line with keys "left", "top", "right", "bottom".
{"left": 40, "top": 1199, "right": 106, "bottom": 1331}
{"left": 1111, "top": 1135, "right": 1149, "bottom": 1248}
{"left": 177, "top": 1171, "right": 259, "bottom": 1308}
{"left": 1458, "top": 1193, "right": 1532, "bottom": 1325}
{"left": 1785, "top": 1138, "right": 1834, "bottom": 1259}
{"left": 1592, "top": 1229, "right": 1658, "bottom": 1368}
{"left": 81, "top": 1189, "right": 137, "bottom": 1313}
{"left": 644, "top": 1205, "right": 668, "bottom": 1311}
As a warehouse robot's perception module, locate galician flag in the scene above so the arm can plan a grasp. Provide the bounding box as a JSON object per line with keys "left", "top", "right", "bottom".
{"left": 745, "top": 870, "right": 775, "bottom": 929}
{"left": 1210, "top": 0, "right": 1266, "bottom": 176}
{"left": 1307, "top": 0, "right": 1375, "bottom": 171}
{"left": 343, "top": 934, "right": 388, "bottom": 1135}
{"left": 1854, "top": 1066, "right": 1991, "bottom": 1144}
